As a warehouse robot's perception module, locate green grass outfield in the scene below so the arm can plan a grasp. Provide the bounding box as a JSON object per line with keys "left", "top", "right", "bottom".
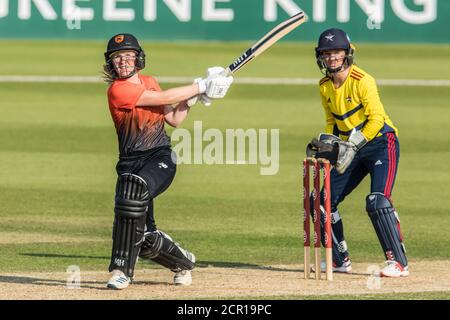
{"left": 0, "top": 41, "right": 449, "bottom": 299}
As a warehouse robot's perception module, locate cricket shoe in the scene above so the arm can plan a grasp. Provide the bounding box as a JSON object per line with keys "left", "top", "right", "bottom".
{"left": 173, "top": 252, "right": 195, "bottom": 286}
{"left": 174, "top": 270, "right": 192, "bottom": 286}
{"left": 380, "top": 261, "right": 409, "bottom": 277}
{"left": 332, "top": 256, "right": 352, "bottom": 273}
{"left": 107, "top": 270, "right": 130, "bottom": 290}
{"left": 311, "top": 257, "right": 352, "bottom": 273}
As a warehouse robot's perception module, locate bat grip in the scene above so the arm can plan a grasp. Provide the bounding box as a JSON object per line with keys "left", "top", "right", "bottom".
{"left": 220, "top": 67, "right": 232, "bottom": 77}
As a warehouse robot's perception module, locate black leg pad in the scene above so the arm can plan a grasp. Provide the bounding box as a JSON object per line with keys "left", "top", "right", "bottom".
{"left": 109, "top": 174, "right": 149, "bottom": 278}
{"left": 366, "top": 193, "right": 408, "bottom": 267}
{"left": 139, "top": 230, "right": 195, "bottom": 272}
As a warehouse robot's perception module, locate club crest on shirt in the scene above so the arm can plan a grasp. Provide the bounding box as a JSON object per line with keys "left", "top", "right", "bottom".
{"left": 346, "top": 96, "right": 352, "bottom": 103}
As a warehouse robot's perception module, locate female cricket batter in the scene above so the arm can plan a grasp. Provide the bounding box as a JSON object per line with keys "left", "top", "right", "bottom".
{"left": 103, "top": 33, "right": 233, "bottom": 289}
{"left": 307, "top": 28, "right": 409, "bottom": 277}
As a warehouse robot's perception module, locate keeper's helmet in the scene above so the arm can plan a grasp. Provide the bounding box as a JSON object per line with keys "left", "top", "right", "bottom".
{"left": 104, "top": 33, "right": 146, "bottom": 79}
{"left": 315, "top": 28, "right": 355, "bottom": 75}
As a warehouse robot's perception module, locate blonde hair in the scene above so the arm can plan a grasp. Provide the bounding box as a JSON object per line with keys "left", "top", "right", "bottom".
{"left": 102, "top": 64, "right": 116, "bottom": 84}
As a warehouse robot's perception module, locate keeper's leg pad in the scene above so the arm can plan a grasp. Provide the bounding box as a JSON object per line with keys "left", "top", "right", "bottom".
{"left": 109, "top": 174, "right": 149, "bottom": 278}
{"left": 310, "top": 194, "right": 349, "bottom": 267}
{"left": 322, "top": 208, "right": 349, "bottom": 267}
{"left": 366, "top": 193, "right": 408, "bottom": 267}
{"left": 139, "top": 230, "right": 195, "bottom": 272}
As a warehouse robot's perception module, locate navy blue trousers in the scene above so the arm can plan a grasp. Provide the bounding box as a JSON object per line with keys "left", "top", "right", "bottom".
{"left": 331, "top": 132, "right": 399, "bottom": 210}
{"left": 319, "top": 132, "right": 403, "bottom": 266}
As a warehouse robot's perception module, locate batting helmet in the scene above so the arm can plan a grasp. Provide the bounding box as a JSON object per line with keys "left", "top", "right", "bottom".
{"left": 315, "top": 28, "right": 355, "bottom": 75}
{"left": 104, "top": 33, "right": 146, "bottom": 79}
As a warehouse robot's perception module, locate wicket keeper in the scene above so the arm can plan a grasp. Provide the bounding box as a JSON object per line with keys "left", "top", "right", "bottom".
{"left": 103, "top": 33, "right": 233, "bottom": 289}
{"left": 306, "top": 28, "right": 409, "bottom": 277}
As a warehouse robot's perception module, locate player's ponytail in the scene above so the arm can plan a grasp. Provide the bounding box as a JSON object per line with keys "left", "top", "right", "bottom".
{"left": 102, "top": 64, "right": 115, "bottom": 84}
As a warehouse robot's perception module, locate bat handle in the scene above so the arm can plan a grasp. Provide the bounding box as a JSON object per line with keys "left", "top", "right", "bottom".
{"left": 220, "top": 67, "right": 232, "bottom": 77}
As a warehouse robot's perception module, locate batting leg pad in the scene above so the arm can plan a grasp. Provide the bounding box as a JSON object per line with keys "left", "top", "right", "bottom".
{"left": 366, "top": 193, "right": 408, "bottom": 267}
{"left": 139, "top": 230, "right": 196, "bottom": 272}
{"left": 109, "top": 174, "right": 150, "bottom": 278}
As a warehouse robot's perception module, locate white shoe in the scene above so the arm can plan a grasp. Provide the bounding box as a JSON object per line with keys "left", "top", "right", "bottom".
{"left": 380, "top": 261, "right": 409, "bottom": 277}
{"left": 107, "top": 270, "right": 130, "bottom": 290}
{"left": 312, "top": 257, "right": 352, "bottom": 273}
{"left": 332, "top": 257, "right": 352, "bottom": 273}
{"left": 174, "top": 270, "right": 192, "bottom": 286}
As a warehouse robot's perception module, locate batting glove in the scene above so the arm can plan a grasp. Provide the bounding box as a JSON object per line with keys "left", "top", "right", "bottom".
{"left": 188, "top": 78, "right": 213, "bottom": 107}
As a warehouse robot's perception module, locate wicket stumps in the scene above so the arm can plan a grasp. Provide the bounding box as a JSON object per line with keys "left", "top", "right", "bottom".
{"left": 303, "top": 157, "right": 333, "bottom": 281}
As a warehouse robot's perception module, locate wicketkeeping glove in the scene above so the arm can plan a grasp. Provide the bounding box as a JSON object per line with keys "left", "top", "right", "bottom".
{"left": 335, "top": 129, "right": 367, "bottom": 174}
{"left": 306, "top": 138, "right": 339, "bottom": 164}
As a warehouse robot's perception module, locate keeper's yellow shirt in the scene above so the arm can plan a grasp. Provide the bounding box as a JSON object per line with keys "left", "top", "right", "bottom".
{"left": 319, "top": 65, "right": 397, "bottom": 142}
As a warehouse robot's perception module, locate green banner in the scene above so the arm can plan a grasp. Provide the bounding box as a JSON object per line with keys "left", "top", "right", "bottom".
{"left": 0, "top": 0, "right": 448, "bottom": 43}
